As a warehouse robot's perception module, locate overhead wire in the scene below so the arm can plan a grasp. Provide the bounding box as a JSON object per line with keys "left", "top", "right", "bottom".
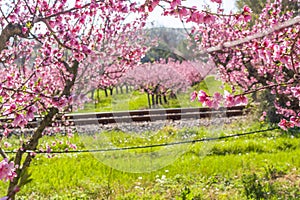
{"left": 4, "top": 127, "right": 279, "bottom": 154}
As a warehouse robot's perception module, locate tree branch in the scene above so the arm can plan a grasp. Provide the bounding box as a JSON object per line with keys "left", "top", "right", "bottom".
{"left": 201, "top": 16, "right": 300, "bottom": 54}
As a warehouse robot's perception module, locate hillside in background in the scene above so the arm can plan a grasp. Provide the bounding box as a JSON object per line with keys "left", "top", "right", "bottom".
{"left": 142, "top": 27, "right": 195, "bottom": 62}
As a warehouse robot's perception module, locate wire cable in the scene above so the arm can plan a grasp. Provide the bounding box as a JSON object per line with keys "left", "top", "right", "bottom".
{"left": 4, "top": 127, "right": 279, "bottom": 154}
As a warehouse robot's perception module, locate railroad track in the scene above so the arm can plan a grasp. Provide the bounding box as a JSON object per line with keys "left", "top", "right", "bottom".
{"left": 0, "top": 106, "right": 247, "bottom": 129}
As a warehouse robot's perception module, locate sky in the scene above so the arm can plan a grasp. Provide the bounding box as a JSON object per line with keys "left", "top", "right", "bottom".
{"left": 146, "top": 0, "right": 237, "bottom": 28}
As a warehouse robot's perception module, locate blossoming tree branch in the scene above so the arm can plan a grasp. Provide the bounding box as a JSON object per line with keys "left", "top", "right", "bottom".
{"left": 0, "top": 0, "right": 148, "bottom": 198}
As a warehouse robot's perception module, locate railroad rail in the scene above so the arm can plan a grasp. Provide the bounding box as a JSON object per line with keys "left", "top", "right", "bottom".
{"left": 0, "top": 105, "right": 247, "bottom": 129}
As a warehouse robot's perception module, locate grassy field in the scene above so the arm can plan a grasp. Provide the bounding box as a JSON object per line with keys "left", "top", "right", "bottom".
{"left": 79, "top": 75, "right": 229, "bottom": 113}
{"left": 0, "top": 119, "right": 299, "bottom": 199}
{"left": 1, "top": 77, "right": 299, "bottom": 199}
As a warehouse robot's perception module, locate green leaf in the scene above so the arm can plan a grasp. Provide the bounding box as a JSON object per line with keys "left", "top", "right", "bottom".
{"left": 26, "top": 22, "right": 32, "bottom": 29}
{"left": 19, "top": 168, "right": 33, "bottom": 188}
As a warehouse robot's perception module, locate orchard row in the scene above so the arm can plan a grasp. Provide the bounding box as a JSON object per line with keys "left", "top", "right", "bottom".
{"left": 0, "top": 0, "right": 299, "bottom": 198}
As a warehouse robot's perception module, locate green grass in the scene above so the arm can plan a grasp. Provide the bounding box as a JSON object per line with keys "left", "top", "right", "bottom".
{"left": 1, "top": 121, "right": 299, "bottom": 199}
{"left": 81, "top": 88, "right": 200, "bottom": 112}
{"left": 1, "top": 76, "right": 297, "bottom": 199}
{"left": 5, "top": 150, "right": 298, "bottom": 199}
{"left": 82, "top": 90, "right": 149, "bottom": 112}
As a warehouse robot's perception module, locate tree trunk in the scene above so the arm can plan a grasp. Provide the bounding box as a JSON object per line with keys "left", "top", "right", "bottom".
{"left": 116, "top": 86, "right": 119, "bottom": 94}
{"left": 104, "top": 89, "right": 108, "bottom": 97}
{"left": 91, "top": 89, "right": 95, "bottom": 100}
{"left": 152, "top": 94, "right": 155, "bottom": 108}
{"left": 110, "top": 88, "right": 113, "bottom": 96}
{"left": 170, "top": 92, "right": 177, "bottom": 99}
{"left": 159, "top": 95, "right": 162, "bottom": 105}
{"left": 0, "top": 23, "right": 27, "bottom": 52}
{"left": 163, "top": 95, "right": 168, "bottom": 104}
{"left": 96, "top": 89, "right": 100, "bottom": 108}
{"left": 7, "top": 107, "right": 59, "bottom": 199}
{"left": 7, "top": 60, "right": 79, "bottom": 199}
{"left": 126, "top": 85, "right": 129, "bottom": 93}
{"left": 147, "top": 93, "right": 151, "bottom": 109}
{"left": 120, "top": 86, "right": 123, "bottom": 94}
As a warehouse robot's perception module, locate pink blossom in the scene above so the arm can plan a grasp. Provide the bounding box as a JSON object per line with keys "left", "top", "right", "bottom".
{"left": 243, "top": 6, "right": 252, "bottom": 14}
{"left": 188, "top": 12, "right": 205, "bottom": 23}
{"left": 178, "top": 8, "right": 188, "bottom": 18}
{"left": 190, "top": 91, "right": 198, "bottom": 101}
{"left": 3, "top": 103, "right": 16, "bottom": 116}
{"left": 290, "top": 116, "right": 300, "bottom": 127}
{"left": 203, "top": 98, "right": 213, "bottom": 107}
{"left": 9, "top": 14, "right": 17, "bottom": 22}
{"left": 210, "top": 100, "right": 220, "bottom": 109}
{"left": 224, "top": 91, "right": 236, "bottom": 107}
{"left": 210, "top": 92, "right": 223, "bottom": 109}
{"left": 30, "top": 152, "right": 37, "bottom": 157}
{"left": 203, "top": 14, "right": 215, "bottom": 24}
{"left": 243, "top": 14, "right": 251, "bottom": 22}
{"left": 21, "top": 27, "right": 28, "bottom": 35}
{"left": 234, "top": 95, "right": 248, "bottom": 105}
{"left": 26, "top": 106, "right": 38, "bottom": 121}
{"left": 52, "top": 97, "right": 68, "bottom": 108}
{"left": 210, "top": 0, "right": 222, "bottom": 3}
{"left": 272, "top": 44, "right": 282, "bottom": 60}
{"left": 262, "top": 39, "right": 271, "bottom": 48}
{"left": 13, "top": 114, "right": 27, "bottom": 128}
{"left": 9, "top": 104, "right": 16, "bottom": 111}
{"left": 46, "top": 145, "right": 51, "bottom": 154}
{"left": 4, "top": 142, "right": 11, "bottom": 148}
{"left": 291, "top": 87, "right": 300, "bottom": 98}
{"left": 213, "top": 92, "right": 223, "bottom": 102}
{"left": 170, "top": 0, "right": 181, "bottom": 9}
{"left": 279, "top": 55, "right": 289, "bottom": 64}
{"left": 68, "top": 143, "right": 77, "bottom": 150}
{"left": 3, "top": 129, "right": 10, "bottom": 137}
{"left": 198, "top": 90, "right": 209, "bottom": 103}
{"left": 240, "top": 6, "right": 252, "bottom": 22}
{"left": 48, "top": 20, "right": 55, "bottom": 28}
{"left": 0, "top": 159, "right": 17, "bottom": 182}
{"left": 278, "top": 119, "right": 294, "bottom": 130}
{"left": 260, "top": 111, "right": 267, "bottom": 121}
{"left": 75, "top": 0, "right": 82, "bottom": 8}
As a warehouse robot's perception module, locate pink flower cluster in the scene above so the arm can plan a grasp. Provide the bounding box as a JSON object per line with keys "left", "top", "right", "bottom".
{"left": 278, "top": 115, "right": 300, "bottom": 131}
{"left": 11, "top": 106, "right": 38, "bottom": 128}
{"left": 184, "top": 0, "right": 299, "bottom": 130}
{"left": 0, "top": 159, "right": 17, "bottom": 182}
{"left": 121, "top": 61, "right": 207, "bottom": 95}
{"left": 191, "top": 90, "right": 248, "bottom": 109}
{"left": 291, "top": 87, "right": 300, "bottom": 99}
{"left": 210, "top": 0, "right": 222, "bottom": 3}
{"left": 238, "top": 6, "right": 252, "bottom": 23}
